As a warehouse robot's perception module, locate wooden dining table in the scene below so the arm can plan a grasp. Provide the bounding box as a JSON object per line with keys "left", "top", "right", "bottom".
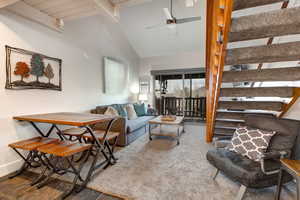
{"left": 13, "top": 112, "right": 117, "bottom": 192}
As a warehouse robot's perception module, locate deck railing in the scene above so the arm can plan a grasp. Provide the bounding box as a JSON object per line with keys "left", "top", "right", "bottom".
{"left": 156, "top": 97, "right": 206, "bottom": 119}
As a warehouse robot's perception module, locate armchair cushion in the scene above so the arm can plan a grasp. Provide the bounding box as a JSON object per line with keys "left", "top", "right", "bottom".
{"left": 245, "top": 115, "right": 300, "bottom": 152}
{"left": 206, "top": 148, "right": 293, "bottom": 188}
{"left": 227, "top": 126, "right": 276, "bottom": 161}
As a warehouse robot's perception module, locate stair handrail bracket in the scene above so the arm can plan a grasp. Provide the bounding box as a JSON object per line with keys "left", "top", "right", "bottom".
{"left": 205, "top": 0, "right": 234, "bottom": 143}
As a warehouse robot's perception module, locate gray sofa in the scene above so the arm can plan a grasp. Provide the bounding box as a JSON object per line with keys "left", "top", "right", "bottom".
{"left": 91, "top": 104, "right": 155, "bottom": 146}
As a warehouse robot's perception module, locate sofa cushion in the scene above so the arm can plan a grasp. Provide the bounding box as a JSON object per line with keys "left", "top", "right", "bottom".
{"left": 127, "top": 116, "right": 154, "bottom": 133}
{"left": 206, "top": 148, "right": 292, "bottom": 188}
{"left": 245, "top": 114, "right": 300, "bottom": 152}
{"left": 133, "top": 103, "right": 146, "bottom": 117}
{"left": 227, "top": 126, "right": 276, "bottom": 162}
{"left": 125, "top": 104, "right": 138, "bottom": 120}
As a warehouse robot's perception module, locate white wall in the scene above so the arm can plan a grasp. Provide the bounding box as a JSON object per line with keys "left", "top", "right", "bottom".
{"left": 0, "top": 11, "right": 139, "bottom": 176}
{"left": 139, "top": 51, "right": 204, "bottom": 76}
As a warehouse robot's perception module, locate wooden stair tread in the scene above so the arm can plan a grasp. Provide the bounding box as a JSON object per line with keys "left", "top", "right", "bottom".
{"left": 214, "top": 126, "right": 236, "bottom": 136}
{"left": 233, "top": 0, "right": 283, "bottom": 10}
{"left": 218, "top": 101, "right": 285, "bottom": 111}
{"left": 215, "top": 119, "right": 244, "bottom": 122}
{"left": 215, "top": 119, "right": 245, "bottom": 128}
{"left": 220, "top": 87, "right": 294, "bottom": 98}
{"left": 82, "top": 130, "right": 120, "bottom": 141}
{"left": 230, "top": 7, "right": 300, "bottom": 42}
{"left": 225, "top": 41, "right": 300, "bottom": 65}
{"left": 215, "top": 126, "right": 236, "bottom": 130}
{"left": 222, "top": 67, "right": 300, "bottom": 83}
{"left": 8, "top": 137, "right": 59, "bottom": 151}
{"left": 37, "top": 141, "right": 92, "bottom": 157}
{"left": 216, "top": 110, "right": 276, "bottom": 120}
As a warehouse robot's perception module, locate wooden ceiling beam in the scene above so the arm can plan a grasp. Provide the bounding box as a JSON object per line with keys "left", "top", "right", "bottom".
{"left": 93, "top": 0, "right": 120, "bottom": 22}
{"left": 114, "top": 0, "right": 152, "bottom": 7}
{"left": 6, "top": 1, "right": 64, "bottom": 32}
{"left": 0, "top": 0, "right": 19, "bottom": 8}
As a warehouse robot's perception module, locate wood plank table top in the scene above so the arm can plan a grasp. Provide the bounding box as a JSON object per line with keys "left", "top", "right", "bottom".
{"left": 13, "top": 112, "right": 115, "bottom": 126}
{"left": 149, "top": 116, "right": 184, "bottom": 125}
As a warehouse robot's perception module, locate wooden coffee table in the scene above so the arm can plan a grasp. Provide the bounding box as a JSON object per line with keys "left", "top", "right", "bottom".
{"left": 148, "top": 116, "right": 185, "bottom": 145}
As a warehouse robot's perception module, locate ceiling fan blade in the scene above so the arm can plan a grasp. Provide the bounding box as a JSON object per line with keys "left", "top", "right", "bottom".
{"left": 145, "top": 23, "right": 167, "bottom": 30}
{"left": 176, "top": 16, "right": 201, "bottom": 24}
{"left": 163, "top": 8, "right": 173, "bottom": 20}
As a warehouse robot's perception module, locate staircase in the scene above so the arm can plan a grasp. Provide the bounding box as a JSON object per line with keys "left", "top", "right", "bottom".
{"left": 206, "top": 0, "right": 300, "bottom": 142}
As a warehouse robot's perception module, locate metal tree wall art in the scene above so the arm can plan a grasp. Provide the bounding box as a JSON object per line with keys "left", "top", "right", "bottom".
{"left": 5, "top": 46, "right": 62, "bottom": 90}
{"left": 30, "top": 54, "right": 45, "bottom": 82}
{"left": 14, "top": 62, "right": 30, "bottom": 82}
{"left": 44, "top": 63, "right": 54, "bottom": 84}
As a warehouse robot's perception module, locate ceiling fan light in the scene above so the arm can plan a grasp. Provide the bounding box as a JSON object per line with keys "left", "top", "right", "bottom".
{"left": 167, "top": 24, "right": 176, "bottom": 29}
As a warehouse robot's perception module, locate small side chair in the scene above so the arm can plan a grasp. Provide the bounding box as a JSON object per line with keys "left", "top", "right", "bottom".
{"left": 207, "top": 115, "right": 300, "bottom": 200}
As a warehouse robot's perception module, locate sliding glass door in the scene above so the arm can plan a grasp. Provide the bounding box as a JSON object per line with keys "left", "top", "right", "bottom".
{"left": 153, "top": 70, "right": 206, "bottom": 120}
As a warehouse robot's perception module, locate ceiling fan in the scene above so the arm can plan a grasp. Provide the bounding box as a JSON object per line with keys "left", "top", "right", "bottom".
{"left": 146, "top": 0, "right": 201, "bottom": 30}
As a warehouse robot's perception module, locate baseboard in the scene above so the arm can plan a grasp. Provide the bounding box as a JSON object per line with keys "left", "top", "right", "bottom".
{"left": 0, "top": 159, "right": 22, "bottom": 178}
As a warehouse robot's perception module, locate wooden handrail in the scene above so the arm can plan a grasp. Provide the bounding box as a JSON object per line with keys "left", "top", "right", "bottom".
{"left": 279, "top": 88, "right": 300, "bottom": 118}
{"left": 205, "top": 0, "right": 234, "bottom": 143}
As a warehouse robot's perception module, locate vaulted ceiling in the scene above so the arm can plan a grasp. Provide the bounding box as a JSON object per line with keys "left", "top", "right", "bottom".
{"left": 1, "top": 0, "right": 204, "bottom": 58}
{"left": 117, "top": 0, "right": 204, "bottom": 58}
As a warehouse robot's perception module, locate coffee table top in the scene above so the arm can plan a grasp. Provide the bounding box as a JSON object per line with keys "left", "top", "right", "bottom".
{"left": 149, "top": 116, "right": 184, "bottom": 125}
{"left": 13, "top": 112, "right": 115, "bottom": 126}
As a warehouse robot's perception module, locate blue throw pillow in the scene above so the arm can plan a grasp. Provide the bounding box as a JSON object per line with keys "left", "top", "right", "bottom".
{"left": 134, "top": 103, "right": 146, "bottom": 117}
{"left": 112, "top": 104, "right": 127, "bottom": 117}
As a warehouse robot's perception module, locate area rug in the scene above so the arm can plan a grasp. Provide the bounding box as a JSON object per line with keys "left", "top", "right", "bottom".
{"left": 86, "top": 123, "right": 296, "bottom": 200}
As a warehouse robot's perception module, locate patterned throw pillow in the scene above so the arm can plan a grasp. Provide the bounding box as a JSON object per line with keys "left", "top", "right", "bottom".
{"left": 112, "top": 104, "right": 127, "bottom": 117}
{"left": 104, "top": 106, "right": 119, "bottom": 116}
{"left": 227, "top": 126, "right": 276, "bottom": 162}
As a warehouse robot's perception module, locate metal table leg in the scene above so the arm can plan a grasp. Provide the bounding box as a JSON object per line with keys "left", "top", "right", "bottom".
{"left": 149, "top": 124, "right": 152, "bottom": 141}
{"left": 29, "top": 122, "right": 55, "bottom": 137}
{"left": 177, "top": 126, "right": 180, "bottom": 145}
{"left": 275, "top": 168, "right": 283, "bottom": 200}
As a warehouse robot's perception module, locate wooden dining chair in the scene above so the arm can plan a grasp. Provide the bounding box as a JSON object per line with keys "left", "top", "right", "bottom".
{"left": 8, "top": 137, "right": 59, "bottom": 178}
{"left": 35, "top": 140, "right": 92, "bottom": 199}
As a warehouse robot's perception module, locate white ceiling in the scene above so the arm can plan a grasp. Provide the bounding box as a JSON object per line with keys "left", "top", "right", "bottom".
{"left": 117, "top": 0, "right": 205, "bottom": 58}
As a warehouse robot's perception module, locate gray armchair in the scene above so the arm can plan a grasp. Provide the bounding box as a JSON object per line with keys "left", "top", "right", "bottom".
{"left": 207, "top": 115, "right": 300, "bottom": 200}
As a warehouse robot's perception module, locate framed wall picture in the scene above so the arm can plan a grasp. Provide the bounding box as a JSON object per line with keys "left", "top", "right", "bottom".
{"left": 5, "top": 45, "right": 62, "bottom": 91}
{"left": 103, "top": 57, "right": 128, "bottom": 94}
{"left": 139, "top": 76, "right": 150, "bottom": 94}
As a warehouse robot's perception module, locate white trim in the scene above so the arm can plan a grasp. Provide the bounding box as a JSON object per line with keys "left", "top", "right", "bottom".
{"left": 0, "top": 159, "right": 22, "bottom": 177}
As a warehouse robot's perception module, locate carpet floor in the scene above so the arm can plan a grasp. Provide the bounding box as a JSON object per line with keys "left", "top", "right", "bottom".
{"left": 85, "top": 122, "right": 296, "bottom": 200}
